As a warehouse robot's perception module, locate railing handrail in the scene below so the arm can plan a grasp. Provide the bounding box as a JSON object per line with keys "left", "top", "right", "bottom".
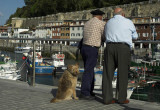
{"left": 0, "top": 37, "right": 81, "bottom": 42}
{"left": 0, "top": 37, "right": 160, "bottom": 44}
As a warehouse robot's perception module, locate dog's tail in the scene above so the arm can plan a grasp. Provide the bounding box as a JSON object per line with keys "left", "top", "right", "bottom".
{"left": 50, "top": 98, "right": 60, "bottom": 103}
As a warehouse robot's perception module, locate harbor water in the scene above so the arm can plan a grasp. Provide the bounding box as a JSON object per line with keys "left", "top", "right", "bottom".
{"left": 0, "top": 51, "right": 83, "bottom": 86}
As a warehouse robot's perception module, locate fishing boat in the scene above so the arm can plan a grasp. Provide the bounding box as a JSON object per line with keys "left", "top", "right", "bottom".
{"left": 25, "top": 47, "right": 65, "bottom": 76}
{"left": 0, "top": 56, "right": 21, "bottom": 80}
{"left": 78, "top": 67, "right": 135, "bottom": 99}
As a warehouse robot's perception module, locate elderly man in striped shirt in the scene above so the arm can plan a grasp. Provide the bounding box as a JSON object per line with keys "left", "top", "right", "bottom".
{"left": 79, "top": 9, "right": 106, "bottom": 100}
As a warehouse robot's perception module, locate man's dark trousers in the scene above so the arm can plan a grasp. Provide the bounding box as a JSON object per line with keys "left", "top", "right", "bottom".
{"left": 80, "top": 45, "right": 98, "bottom": 96}
{"left": 102, "top": 44, "right": 131, "bottom": 103}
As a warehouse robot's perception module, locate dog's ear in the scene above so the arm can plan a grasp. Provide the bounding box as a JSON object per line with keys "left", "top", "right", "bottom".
{"left": 75, "top": 63, "right": 79, "bottom": 66}
{"left": 67, "top": 65, "right": 73, "bottom": 71}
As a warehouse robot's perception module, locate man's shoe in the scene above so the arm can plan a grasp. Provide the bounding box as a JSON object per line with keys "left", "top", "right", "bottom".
{"left": 104, "top": 100, "right": 115, "bottom": 105}
{"left": 117, "top": 99, "right": 130, "bottom": 104}
{"left": 79, "top": 94, "right": 95, "bottom": 100}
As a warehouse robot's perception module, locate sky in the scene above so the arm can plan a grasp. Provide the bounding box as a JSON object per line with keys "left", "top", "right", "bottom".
{"left": 0, "top": 0, "right": 25, "bottom": 26}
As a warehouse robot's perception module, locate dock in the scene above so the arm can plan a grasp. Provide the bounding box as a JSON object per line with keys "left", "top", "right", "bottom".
{"left": 0, "top": 79, "right": 159, "bottom": 110}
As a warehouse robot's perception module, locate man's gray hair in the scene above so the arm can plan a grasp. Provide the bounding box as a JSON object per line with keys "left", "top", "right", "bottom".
{"left": 114, "top": 10, "right": 123, "bottom": 16}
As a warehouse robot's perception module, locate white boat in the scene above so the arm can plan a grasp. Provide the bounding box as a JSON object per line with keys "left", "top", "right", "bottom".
{"left": 52, "top": 52, "right": 65, "bottom": 68}
{"left": 0, "top": 56, "right": 21, "bottom": 80}
{"left": 78, "top": 67, "right": 135, "bottom": 99}
{"left": 15, "top": 46, "right": 32, "bottom": 54}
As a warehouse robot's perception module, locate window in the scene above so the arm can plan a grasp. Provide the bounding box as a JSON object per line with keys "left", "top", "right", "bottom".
{"left": 77, "top": 27, "right": 80, "bottom": 30}
{"left": 72, "top": 27, "right": 74, "bottom": 30}
{"left": 82, "top": 27, "right": 84, "bottom": 30}
{"left": 144, "top": 26, "right": 148, "bottom": 29}
{"left": 71, "top": 33, "right": 75, "bottom": 36}
{"left": 61, "top": 28, "right": 65, "bottom": 31}
{"left": 57, "top": 28, "right": 60, "bottom": 32}
{"left": 76, "top": 33, "right": 80, "bottom": 36}
{"left": 137, "top": 19, "right": 141, "bottom": 23}
{"left": 61, "top": 33, "right": 65, "bottom": 36}
{"left": 143, "top": 33, "right": 149, "bottom": 37}
{"left": 138, "top": 33, "right": 141, "bottom": 37}
{"left": 66, "top": 33, "right": 70, "bottom": 36}
{"left": 66, "top": 28, "right": 69, "bottom": 30}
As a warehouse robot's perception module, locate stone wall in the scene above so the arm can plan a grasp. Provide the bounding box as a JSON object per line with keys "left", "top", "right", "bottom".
{"left": 12, "top": 0, "right": 160, "bottom": 28}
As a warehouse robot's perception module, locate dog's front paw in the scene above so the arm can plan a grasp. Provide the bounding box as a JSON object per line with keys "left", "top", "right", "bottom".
{"left": 74, "top": 97, "right": 79, "bottom": 100}
{"left": 50, "top": 98, "right": 56, "bottom": 103}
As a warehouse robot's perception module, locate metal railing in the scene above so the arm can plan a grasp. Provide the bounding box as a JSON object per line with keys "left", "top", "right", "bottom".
{"left": 0, "top": 37, "right": 160, "bottom": 102}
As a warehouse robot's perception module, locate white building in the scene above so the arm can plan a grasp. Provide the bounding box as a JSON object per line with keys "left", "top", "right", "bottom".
{"left": 0, "top": 32, "right": 8, "bottom": 37}
{"left": 19, "top": 31, "right": 33, "bottom": 43}
{"left": 13, "top": 28, "right": 29, "bottom": 38}
{"left": 70, "top": 25, "right": 83, "bottom": 39}
{"left": 69, "top": 20, "right": 86, "bottom": 45}
{"left": 35, "top": 27, "right": 52, "bottom": 39}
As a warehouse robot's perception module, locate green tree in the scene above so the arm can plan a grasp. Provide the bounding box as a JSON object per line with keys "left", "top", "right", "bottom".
{"left": 5, "top": 0, "right": 149, "bottom": 25}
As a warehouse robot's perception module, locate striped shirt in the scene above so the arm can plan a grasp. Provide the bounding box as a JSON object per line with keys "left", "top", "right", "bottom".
{"left": 83, "top": 17, "right": 106, "bottom": 47}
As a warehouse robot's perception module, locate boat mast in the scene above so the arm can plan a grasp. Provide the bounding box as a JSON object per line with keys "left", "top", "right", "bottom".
{"left": 99, "top": 46, "right": 103, "bottom": 67}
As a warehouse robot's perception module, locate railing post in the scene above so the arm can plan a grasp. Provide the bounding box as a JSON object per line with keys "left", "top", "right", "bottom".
{"left": 31, "top": 40, "right": 36, "bottom": 86}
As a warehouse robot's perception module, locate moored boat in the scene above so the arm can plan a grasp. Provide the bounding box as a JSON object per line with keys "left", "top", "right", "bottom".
{"left": 0, "top": 56, "right": 21, "bottom": 80}
{"left": 15, "top": 46, "right": 32, "bottom": 54}
{"left": 25, "top": 47, "right": 65, "bottom": 76}
{"left": 78, "top": 67, "right": 135, "bottom": 99}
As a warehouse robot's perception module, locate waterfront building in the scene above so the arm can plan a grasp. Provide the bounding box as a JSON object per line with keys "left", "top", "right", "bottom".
{"left": 0, "top": 26, "right": 9, "bottom": 38}
{"left": 0, "top": 26, "right": 8, "bottom": 33}
{"left": 36, "top": 21, "right": 63, "bottom": 44}
{"left": 22, "top": 16, "right": 160, "bottom": 48}
{"left": 19, "top": 31, "right": 33, "bottom": 44}
{"left": 70, "top": 20, "right": 86, "bottom": 40}
{"left": 69, "top": 20, "right": 87, "bottom": 45}
{"left": 51, "top": 21, "right": 63, "bottom": 40}
{"left": 127, "top": 17, "right": 160, "bottom": 48}
{"left": 61, "top": 20, "right": 72, "bottom": 40}
{"left": 35, "top": 27, "right": 46, "bottom": 39}
{"left": 130, "top": 17, "right": 151, "bottom": 24}
{"left": 52, "top": 25, "right": 61, "bottom": 39}
{"left": 13, "top": 28, "right": 29, "bottom": 43}
{"left": 13, "top": 28, "right": 29, "bottom": 38}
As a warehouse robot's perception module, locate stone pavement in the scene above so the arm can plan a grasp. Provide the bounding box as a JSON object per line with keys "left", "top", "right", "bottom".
{"left": 0, "top": 79, "right": 160, "bottom": 110}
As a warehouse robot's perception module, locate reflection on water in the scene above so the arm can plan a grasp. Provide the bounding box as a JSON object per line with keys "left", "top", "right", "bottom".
{"left": 35, "top": 75, "right": 59, "bottom": 86}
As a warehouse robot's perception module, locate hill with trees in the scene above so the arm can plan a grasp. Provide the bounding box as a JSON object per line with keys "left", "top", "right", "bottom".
{"left": 6, "top": 0, "right": 148, "bottom": 25}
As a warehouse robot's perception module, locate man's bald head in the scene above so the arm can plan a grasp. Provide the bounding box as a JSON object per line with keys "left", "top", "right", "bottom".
{"left": 114, "top": 8, "right": 125, "bottom": 16}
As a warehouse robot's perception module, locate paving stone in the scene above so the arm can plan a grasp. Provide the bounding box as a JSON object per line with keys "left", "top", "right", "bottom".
{"left": 0, "top": 79, "right": 160, "bottom": 110}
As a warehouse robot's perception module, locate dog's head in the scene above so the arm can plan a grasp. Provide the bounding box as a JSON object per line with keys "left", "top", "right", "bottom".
{"left": 67, "top": 63, "right": 80, "bottom": 77}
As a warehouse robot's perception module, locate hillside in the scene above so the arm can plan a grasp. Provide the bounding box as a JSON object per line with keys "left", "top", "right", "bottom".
{"left": 6, "top": 0, "right": 148, "bottom": 25}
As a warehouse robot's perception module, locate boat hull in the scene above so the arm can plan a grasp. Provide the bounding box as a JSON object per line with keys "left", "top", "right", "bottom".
{"left": 35, "top": 66, "right": 54, "bottom": 75}
{"left": 26, "top": 62, "right": 55, "bottom": 76}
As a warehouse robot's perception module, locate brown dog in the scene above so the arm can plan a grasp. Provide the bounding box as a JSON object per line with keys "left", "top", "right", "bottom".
{"left": 50, "top": 63, "right": 80, "bottom": 103}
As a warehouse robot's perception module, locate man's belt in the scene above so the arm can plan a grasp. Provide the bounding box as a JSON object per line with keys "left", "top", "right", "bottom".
{"left": 107, "top": 42, "right": 130, "bottom": 47}
{"left": 83, "top": 44, "right": 99, "bottom": 49}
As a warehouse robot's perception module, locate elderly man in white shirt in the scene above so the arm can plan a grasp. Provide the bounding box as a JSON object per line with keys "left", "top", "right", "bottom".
{"left": 102, "top": 8, "right": 138, "bottom": 105}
